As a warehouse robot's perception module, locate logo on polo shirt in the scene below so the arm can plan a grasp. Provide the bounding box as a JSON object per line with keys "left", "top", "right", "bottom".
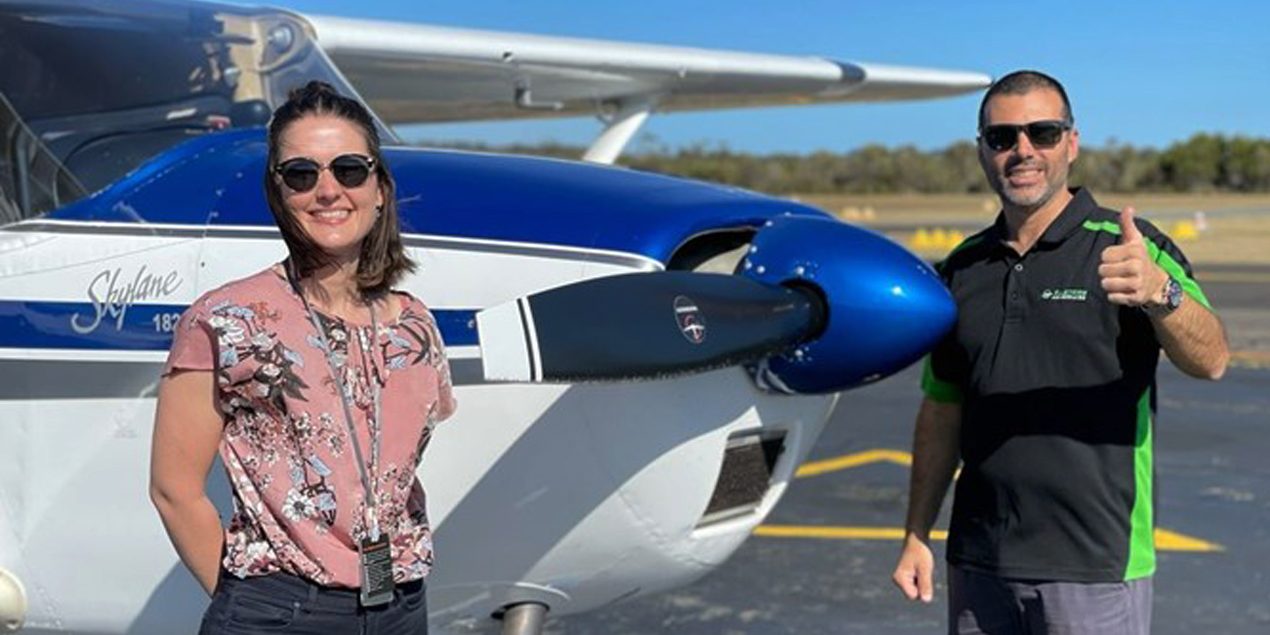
{"left": 1040, "top": 288, "right": 1088, "bottom": 302}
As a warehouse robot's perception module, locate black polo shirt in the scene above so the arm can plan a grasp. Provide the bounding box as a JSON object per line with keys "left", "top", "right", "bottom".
{"left": 922, "top": 188, "right": 1212, "bottom": 583}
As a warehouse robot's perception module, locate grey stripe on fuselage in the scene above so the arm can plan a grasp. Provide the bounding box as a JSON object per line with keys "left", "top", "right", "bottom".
{"left": 0, "top": 357, "right": 486, "bottom": 400}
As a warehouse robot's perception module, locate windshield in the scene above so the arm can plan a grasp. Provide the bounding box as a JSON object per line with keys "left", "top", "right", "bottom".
{"left": 0, "top": 0, "right": 395, "bottom": 222}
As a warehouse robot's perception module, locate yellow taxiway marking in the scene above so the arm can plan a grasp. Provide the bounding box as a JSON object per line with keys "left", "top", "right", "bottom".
{"left": 778, "top": 449, "right": 1224, "bottom": 552}
{"left": 1153, "top": 528, "right": 1224, "bottom": 552}
{"left": 797, "top": 449, "right": 912, "bottom": 477}
{"left": 754, "top": 525, "right": 1223, "bottom": 552}
{"left": 755, "top": 525, "right": 948, "bottom": 541}
{"left": 797, "top": 449, "right": 962, "bottom": 481}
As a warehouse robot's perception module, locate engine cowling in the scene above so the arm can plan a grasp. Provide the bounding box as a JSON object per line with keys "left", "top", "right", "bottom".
{"left": 740, "top": 214, "right": 955, "bottom": 394}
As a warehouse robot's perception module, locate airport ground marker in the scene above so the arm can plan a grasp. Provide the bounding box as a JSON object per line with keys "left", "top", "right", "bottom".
{"left": 754, "top": 524, "right": 1222, "bottom": 552}
{"left": 773, "top": 449, "right": 1224, "bottom": 552}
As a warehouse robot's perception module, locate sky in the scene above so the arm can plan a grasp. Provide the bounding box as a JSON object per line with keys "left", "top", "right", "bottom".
{"left": 256, "top": 0, "right": 1269, "bottom": 154}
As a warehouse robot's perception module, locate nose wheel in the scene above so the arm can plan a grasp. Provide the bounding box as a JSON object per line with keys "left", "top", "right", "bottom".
{"left": 500, "top": 602, "right": 548, "bottom": 635}
{"left": 497, "top": 601, "right": 548, "bottom": 632}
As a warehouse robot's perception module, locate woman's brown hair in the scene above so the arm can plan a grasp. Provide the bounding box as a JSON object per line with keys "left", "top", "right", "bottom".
{"left": 264, "top": 80, "right": 415, "bottom": 298}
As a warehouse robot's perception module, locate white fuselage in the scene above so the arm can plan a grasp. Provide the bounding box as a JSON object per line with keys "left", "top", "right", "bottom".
{"left": 0, "top": 221, "right": 835, "bottom": 633}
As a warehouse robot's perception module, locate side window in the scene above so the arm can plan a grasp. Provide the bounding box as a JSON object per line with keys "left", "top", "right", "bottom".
{"left": 0, "top": 93, "right": 86, "bottom": 222}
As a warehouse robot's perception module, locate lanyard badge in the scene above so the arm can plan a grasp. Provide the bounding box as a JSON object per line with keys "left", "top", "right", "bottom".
{"left": 358, "top": 497, "right": 394, "bottom": 606}
{"left": 359, "top": 534, "right": 395, "bottom": 606}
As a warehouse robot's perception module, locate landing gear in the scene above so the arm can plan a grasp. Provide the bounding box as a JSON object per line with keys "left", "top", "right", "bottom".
{"left": 500, "top": 602, "right": 548, "bottom": 635}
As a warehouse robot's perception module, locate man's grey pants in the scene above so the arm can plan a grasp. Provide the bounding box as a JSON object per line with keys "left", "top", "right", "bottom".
{"left": 949, "top": 565, "right": 1153, "bottom": 635}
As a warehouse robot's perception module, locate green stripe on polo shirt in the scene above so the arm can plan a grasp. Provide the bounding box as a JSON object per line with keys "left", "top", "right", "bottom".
{"left": 920, "top": 355, "right": 962, "bottom": 403}
{"left": 1148, "top": 242, "right": 1212, "bottom": 309}
{"left": 1080, "top": 220, "right": 1212, "bottom": 309}
{"left": 1124, "top": 387, "right": 1156, "bottom": 580}
{"left": 922, "top": 234, "right": 981, "bottom": 403}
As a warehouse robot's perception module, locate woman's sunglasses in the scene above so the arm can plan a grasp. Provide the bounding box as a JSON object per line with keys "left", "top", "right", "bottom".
{"left": 979, "top": 120, "right": 1071, "bottom": 152}
{"left": 274, "top": 154, "right": 376, "bottom": 193}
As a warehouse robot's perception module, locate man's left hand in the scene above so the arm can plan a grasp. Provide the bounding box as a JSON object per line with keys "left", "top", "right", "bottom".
{"left": 1099, "top": 206, "right": 1168, "bottom": 307}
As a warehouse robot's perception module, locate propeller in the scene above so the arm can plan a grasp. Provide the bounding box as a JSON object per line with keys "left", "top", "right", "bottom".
{"left": 476, "top": 271, "right": 825, "bottom": 383}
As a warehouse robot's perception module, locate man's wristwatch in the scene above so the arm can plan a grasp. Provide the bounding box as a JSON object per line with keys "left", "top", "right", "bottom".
{"left": 1143, "top": 277, "right": 1183, "bottom": 317}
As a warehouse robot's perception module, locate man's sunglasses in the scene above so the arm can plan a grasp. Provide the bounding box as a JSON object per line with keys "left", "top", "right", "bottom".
{"left": 979, "top": 120, "right": 1071, "bottom": 152}
{"left": 274, "top": 154, "right": 376, "bottom": 192}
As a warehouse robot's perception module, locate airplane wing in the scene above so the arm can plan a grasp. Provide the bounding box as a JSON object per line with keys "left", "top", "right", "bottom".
{"left": 303, "top": 14, "right": 991, "bottom": 126}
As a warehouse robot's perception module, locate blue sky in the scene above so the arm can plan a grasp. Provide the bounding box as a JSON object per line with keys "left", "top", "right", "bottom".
{"left": 263, "top": 0, "right": 1269, "bottom": 154}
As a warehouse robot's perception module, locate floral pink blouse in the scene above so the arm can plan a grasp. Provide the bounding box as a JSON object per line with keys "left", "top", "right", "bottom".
{"left": 164, "top": 266, "right": 456, "bottom": 587}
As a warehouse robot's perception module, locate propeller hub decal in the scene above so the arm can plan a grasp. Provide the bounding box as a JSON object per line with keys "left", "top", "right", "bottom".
{"left": 673, "top": 295, "right": 707, "bottom": 344}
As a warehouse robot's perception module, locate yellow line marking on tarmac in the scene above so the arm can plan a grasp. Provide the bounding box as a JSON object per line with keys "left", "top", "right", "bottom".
{"left": 754, "top": 525, "right": 948, "bottom": 541}
{"left": 754, "top": 525, "right": 1223, "bottom": 552}
{"left": 797, "top": 449, "right": 912, "bottom": 477}
{"left": 1153, "top": 528, "right": 1225, "bottom": 552}
{"left": 779, "top": 449, "right": 1224, "bottom": 552}
{"left": 798, "top": 449, "right": 963, "bottom": 481}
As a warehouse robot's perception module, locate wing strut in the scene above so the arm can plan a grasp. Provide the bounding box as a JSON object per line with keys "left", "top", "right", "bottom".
{"left": 582, "top": 96, "right": 658, "bottom": 164}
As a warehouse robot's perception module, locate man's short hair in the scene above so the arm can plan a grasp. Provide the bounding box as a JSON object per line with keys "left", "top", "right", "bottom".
{"left": 978, "top": 70, "right": 1074, "bottom": 130}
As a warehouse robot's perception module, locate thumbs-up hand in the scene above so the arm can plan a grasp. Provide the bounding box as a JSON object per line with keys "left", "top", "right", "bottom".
{"left": 1118, "top": 205, "right": 1145, "bottom": 245}
{"left": 1099, "top": 206, "right": 1168, "bottom": 307}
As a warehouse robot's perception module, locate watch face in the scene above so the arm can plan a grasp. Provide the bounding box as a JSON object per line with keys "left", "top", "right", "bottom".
{"left": 1166, "top": 278, "right": 1184, "bottom": 309}
{"left": 1145, "top": 278, "right": 1184, "bottom": 316}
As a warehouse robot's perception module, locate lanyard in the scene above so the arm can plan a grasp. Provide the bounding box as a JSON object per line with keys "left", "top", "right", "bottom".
{"left": 287, "top": 263, "right": 384, "bottom": 540}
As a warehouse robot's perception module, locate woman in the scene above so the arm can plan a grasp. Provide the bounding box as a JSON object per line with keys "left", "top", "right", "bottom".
{"left": 150, "top": 81, "right": 455, "bottom": 634}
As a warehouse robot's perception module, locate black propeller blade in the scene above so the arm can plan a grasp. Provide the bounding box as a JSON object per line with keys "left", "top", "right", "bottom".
{"left": 477, "top": 271, "right": 825, "bottom": 383}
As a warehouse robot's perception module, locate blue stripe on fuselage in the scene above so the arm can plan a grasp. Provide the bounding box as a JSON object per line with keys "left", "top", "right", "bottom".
{"left": 0, "top": 300, "right": 478, "bottom": 351}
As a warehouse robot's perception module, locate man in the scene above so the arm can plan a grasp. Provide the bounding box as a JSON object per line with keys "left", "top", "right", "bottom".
{"left": 891, "top": 70, "right": 1228, "bottom": 635}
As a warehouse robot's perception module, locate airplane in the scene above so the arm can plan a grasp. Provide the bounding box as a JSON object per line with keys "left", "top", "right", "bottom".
{"left": 0, "top": 1, "right": 988, "bottom": 633}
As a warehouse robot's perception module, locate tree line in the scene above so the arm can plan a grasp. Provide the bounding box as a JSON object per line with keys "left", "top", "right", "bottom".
{"left": 424, "top": 133, "right": 1270, "bottom": 194}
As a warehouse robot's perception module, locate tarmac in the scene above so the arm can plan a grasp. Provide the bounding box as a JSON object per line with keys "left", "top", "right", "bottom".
{"left": 551, "top": 265, "right": 1270, "bottom": 634}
